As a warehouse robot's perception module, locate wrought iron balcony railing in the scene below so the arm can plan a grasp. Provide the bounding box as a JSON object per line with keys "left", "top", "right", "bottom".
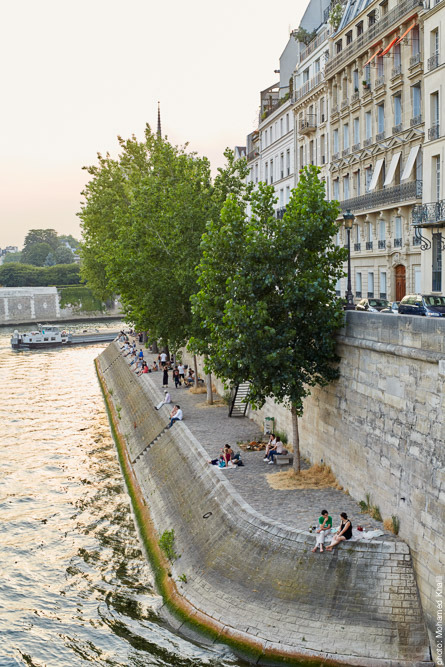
{"left": 428, "top": 53, "right": 439, "bottom": 71}
{"left": 410, "top": 53, "right": 422, "bottom": 67}
{"left": 332, "top": 151, "right": 340, "bottom": 161}
{"left": 354, "top": 243, "right": 361, "bottom": 251}
{"left": 376, "top": 131, "right": 385, "bottom": 142}
{"left": 351, "top": 91, "right": 360, "bottom": 103}
{"left": 366, "top": 241, "right": 374, "bottom": 250}
{"left": 342, "top": 147, "right": 350, "bottom": 156}
{"left": 429, "top": 123, "right": 440, "bottom": 141}
{"left": 391, "top": 65, "right": 402, "bottom": 78}
{"left": 410, "top": 114, "right": 422, "bottom": 127}
{"left": 364, "top": 137, "right": 373, "bottom": 147}
{"left": 276, "top": 206, "right": 287, "bottom": 220}
{"left": 299, "top": 114, "right": 317, "bottom": 134}
{"left": 340, "top": 180, "right": 422, "bottom": 213}
{"left": 375, "top": 76, "right": 385, "bottom": 89}
{"left": 412, "top": 200, "right": 445, "bottom": 225}
{"left": 341, "top": 98, "right": 349, "bottom": 110}
{"left": 394, "top": 237, "right": 403, "bottom": 247}
{"left": 324, "top": 0, "right": 423, "bottom": 78}
{"left": 378, "top": 240, "right": 386, "bottom": 249}
{"left": 352, "top": 142, "right": 360, "bottom": 152}
{"left": 293, "top": 71, "right": 323, "bottom": 103}
{"left": 298, "top": 27, "right": 329, "bottom": 64}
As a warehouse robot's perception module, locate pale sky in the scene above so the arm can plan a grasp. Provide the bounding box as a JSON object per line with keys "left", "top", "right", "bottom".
{"left": 0, "top": 0, "right": 305, "bottom": 249}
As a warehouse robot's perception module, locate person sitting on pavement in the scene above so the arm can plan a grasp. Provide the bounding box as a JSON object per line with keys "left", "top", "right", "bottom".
{"left": 167, "top": 405, "right": 183, "bottom": 428}
{"left": 136, "top": 360, "right": 148, "bottom": 376}
{"left": 311, "top": 509, "right": 333, "bottom": 553}
{"left": 183, "top": 369, "right": 195, "bottom": 387}
{"left": 326, "top": 513, "right": 353, "bottom": 551}
{"left": 155, "top": 390, "right": 171, "bottom": 410}
{"left": 266, "top": 437, "right": 286, "bottom": 463}
{"left": 263, "top": 433, "right": 276, "bottom": 460}
{"left": 152, "top": 361, "right": 159, "bottom": 372}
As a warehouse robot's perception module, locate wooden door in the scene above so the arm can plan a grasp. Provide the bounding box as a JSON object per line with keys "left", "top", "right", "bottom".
{"left": 395, "top": 265, "right": 406, "bottom": 302}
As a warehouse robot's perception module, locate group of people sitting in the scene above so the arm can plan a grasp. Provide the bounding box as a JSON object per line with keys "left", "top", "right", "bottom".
{"left": 208, "top": 444, "right": 244, "bottom": 468}
{"left": 311, "top": 510, "right": 353, "bottom": 553}
{"left": 263, "top": 433, "right": 288, "bottom": 464}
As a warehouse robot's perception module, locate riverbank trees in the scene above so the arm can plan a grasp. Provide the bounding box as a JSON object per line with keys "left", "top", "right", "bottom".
{"left": 191, "top": 166, "right": 347, "bottom": 471}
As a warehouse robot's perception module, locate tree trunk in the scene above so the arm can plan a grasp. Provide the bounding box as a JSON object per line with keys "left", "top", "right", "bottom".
{"left": 291, "top": 405, "right": 301, "bottom": 473}
{"left": 193, "top": 354, "right": 199, "bottom": 388}
{"left": 142, "top": 331, "right": 147, "bottom": 344}
{"left": 204, "top": 354, "right": 213, "bottom": 404}
{"left": 151, "top": 340, "right": 158, "bottom": 354}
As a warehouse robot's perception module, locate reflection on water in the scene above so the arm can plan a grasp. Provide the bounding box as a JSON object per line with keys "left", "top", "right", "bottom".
{"left": 0, "top": 323, "right": 243, "bottom": 667}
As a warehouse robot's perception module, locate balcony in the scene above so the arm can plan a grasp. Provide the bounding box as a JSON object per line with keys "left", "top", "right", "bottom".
{"left": 367, "top": 292, "right": 374, "bottom": 298}
{"left": 429, "top": 123, "right": 440, "bottom": 141}
{"left": 340, "top": 180, "right": 423, "bottom": 213}
{"left": 341, "top": 98, "right": 349, "bottom": 110}
{"left": 394, "top": 237, "right": 403, "bottom": 247}
{"left": 247, "top": 149, "right": 260, "bottom": 162}
{"left": 332, "top": 151, "right": 340, "bottom": 161}
{"left": 378, "top": 240, "right": 386, "bottom": 249}
{"left": 342, "top": 147, "right": 350, "bottom": 156}
{"left": 412, "top": 200, "right": 445, "bottom": 226}
{"left": 375, "top": 76, "right": 385, "bottom": 89}
{"left": 410, "top": 114, "right": 422, "bottom": 127}
{"left": 324, "top": 0, "right": 423, "bottom": 78}
{"left": 410, "top": 53, "right": 422, "bottom": 68}
{"left": 276, "top": 206, "right": 287, "bottom": 220}
{"left": 351, "top": 91, "right": 360, "bottom": 103}
{"left": 364, "top": 137, "right": 373, "bottom": 147}
{"left": 376, "top": 131, "right": 385, "bottom": 142}
{"left": 354, "top": 243, "right": 361, "bottom": 251}
{"left": 412, "top": 235, "right": 421, "bottom": 246}
{"left": 392, "top": 123, "right": 403, "bottom": 134}
{"left": 299, "top": 114, "right": 317, "bottom": 134}
{"left": 293, "top": 71, "right": 323, "bottom": 103}
{"left": 356, "top": 291, "right": 362, "bottom": 298}
{"left": 428, "top": 53, "right": 439, "bottom": 71}
{"left": 366, "top": 241, "right": 374, "bottom": 250}
{"left": 352, "top": 142, "right": 360, "bottom": 152}
{"left": 298, "top": 28, "right": 329, "bottom": 64}
{"left": 380, "top": 292, "right": 387, "bottom": 299}
{"left": 391, "top": 65, "right": 402, "bottom": 78}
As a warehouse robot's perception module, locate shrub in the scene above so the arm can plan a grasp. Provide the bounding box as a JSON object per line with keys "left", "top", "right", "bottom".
{"left": 159, "top": 529, "right": 179, "bottom": 562}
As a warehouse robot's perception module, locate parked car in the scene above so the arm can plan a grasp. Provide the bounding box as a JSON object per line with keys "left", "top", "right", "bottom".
{"left": 380, "top": 301, "right": 400, "bottom": 314}
{"left": 356, "top": 298, "right": 390, "bottom": 312}
{"left": 398, "top": 294, "right": 445, "bottom": 317}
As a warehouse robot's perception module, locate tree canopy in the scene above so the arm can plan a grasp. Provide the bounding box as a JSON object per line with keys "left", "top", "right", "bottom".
{"left": 20, "top": 229, "right": 79, "bottom": 267}
{"left": 191, "top": 166, "right": 347, "bottom": 470}
{"left": 79, "top": 128, "right": 249, "bottom": 349}
{"left": 0, "top": 263, "right": 81, "bottom": 287}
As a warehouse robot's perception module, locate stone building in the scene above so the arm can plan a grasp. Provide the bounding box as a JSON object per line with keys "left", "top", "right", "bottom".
{"left": 326, "top": 0, "right": 424, "bottom": 303}
{"left": 414, "top": 0, "right": 445, "bottom": 295}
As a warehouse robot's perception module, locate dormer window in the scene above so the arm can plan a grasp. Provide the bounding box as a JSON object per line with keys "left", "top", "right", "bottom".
{"left": 356, "top": 21, "right": 363, "bottom": 37}
{"left": 346, "top": 31, "right": 353, "bottom": 45}
{"left": 368, "top": 10, "right": 377, "bottom": 26}
{"left": 336, "top": 39, "right": 343, "bottom": 54}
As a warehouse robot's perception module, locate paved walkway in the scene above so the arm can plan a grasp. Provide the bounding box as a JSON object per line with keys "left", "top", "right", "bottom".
{"left": 126, "top": 340, "right": 395, "bottom": 537}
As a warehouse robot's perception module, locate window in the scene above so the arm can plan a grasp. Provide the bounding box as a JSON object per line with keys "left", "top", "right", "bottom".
{"left": 393, "top": 43, "right": 401, "bottom": 69}
{"left": 356, "top": 272, "right": 362, "bottom": 297}
{"left": 412, "top": 84, "right": 421, "bottom": 119}
{"left": 412, "top": 25, "right": 420, "bottom": 56}
{"left": 346, "top": 31, "right": 353, "bottom": 45}
{"left": 280, "top": 118, "right": 283, "bottom": 137}
{"left": 286, "top": 113, "right": 289, "bottom": 133}
{"left": 433, "top": 155, "right": 440, "bottom": 202}
{"left": 270, "top": 159, "right": 274, "bottom": 183}
{"left": 285, "top": 185, "right": 290, "bottom": 203}
{"left": 355, "top": 224, "right": 361, "bottom": 243}
{"left": 377, "top": 104, "right": 385, "bottom": 134}
{"left": 368, "top": 10, "right": 376, "bottom": 26}
{"left": 342, "top": 76, "right": 348, "bottom": 100}
{"left": 336, "top": 40, "right": 343, "bottom": 54}
{"left": 432, "top": 233, "right": 442, "bottom": 291}
{"left": 355, "top": 169, "right": 361, "bottom": 196}
{"left": 279, "top": 189, "right": 284, "bottom": 206}
{"left": 353, "top": 117, "right": 360, "bottom": 145}
{"left": 395, "top": 216, "right": 402, "bottom": 243}
{"left": 320, "top": 135, "right": 325, "bottom": 164}
{"left": 320, "top": 97, "right": 325, "bottom": 123}
{"left": 333, "top": 178, "right": 339, "bottom": 199}
{"left": 414, "top": 266, "right": 421, "bottom": 293}
{"left": 367, "top": 272, "right": 374, "bottom": 297}
{"left": 431, "top": 91, "right": 439, "bottom": 127}
{"left": 303, "top": 68, "right": 310, "bottom": 82}
{"left": 333, "top": 128, "right": 339, "bottom": 153}
{"left": 343, "top": 123, "right": 349, "bottom": 150}
{"left": 377, "top": 55, "right": 384, "bottom": 78}
{"left": 394, "top": 95, "right": 402, "bottom": 127}
{"left": 314, "top": 58, "right": 320, "bottom": 73}
{"left": 309, "top": 140, "right": 314, "bottom": 164}
{"left": 365, "top": 166, "right": 372, "bottom": 192}
{"left": 265, "top": 162, "right": 268, "bottom": 183}
{"left": 353, "top": 69, "right": 359, "bottom": 92}
{"left": 367, "top": 222, "right": 372, "bottom": 242}
{"left": 270, "top": 126, "right": 273, "bottom": 143}
{"left": 380, "top": 272, "right": 387, "bottom": 298}
{"left": 343, "top": 174, "right": 350, "bottom": 200}
{"left": 365, "top": 111, "right": 372, "bottom": 139}
{"left": 431, "top": 28, "right": 439, "bottom": 57}
{"left": 255, "top": 164, "right": 258, "bottom": 184}
{"left": 280, "top": 153, "right": 284, "bottom": 179}
{"left": 356, "top": 21, "right": 363, "bottom": 37}
{"left": 299, "top": 145, "right": 304, "bottom": 168}
{"left": 286, "top": 149, "right": 290, "bottom": 175}
{"left": 379, "top": 219, "right": 386, "bottom": 241}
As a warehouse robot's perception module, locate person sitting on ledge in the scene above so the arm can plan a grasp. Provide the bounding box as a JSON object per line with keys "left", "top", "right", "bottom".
{"left": 312, "top": 509, "right": 333, "bottom": 553}
{"left": 326, "top": 512, "right": 353, "bottom": 551}
{"left": 155, "top": 390, "right": 171, "bottom": 410}
{"left": 263, "top": 433, "right": 276, "bottom": 461}
{"left": 167, "top": 405, "right": 183, "bottom": 428}
{"left": 266, "top": 437, "right": 286, "bottom": 464}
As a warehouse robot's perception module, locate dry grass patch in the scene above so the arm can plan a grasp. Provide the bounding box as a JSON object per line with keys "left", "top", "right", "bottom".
{"left": 266, "top": 464, "right": 342, "bottom": 491}
{"left": 196, "top": 398, "right": 226, "bottom": 409}
{"left": 189, "top": 386, "right": 207, "bottom": 394}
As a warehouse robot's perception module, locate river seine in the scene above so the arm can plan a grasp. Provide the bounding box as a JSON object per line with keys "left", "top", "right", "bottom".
{"left": 0, "top": 322, "right": 243, "bottom": 667}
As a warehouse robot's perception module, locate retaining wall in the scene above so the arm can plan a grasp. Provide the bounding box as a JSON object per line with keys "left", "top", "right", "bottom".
{"left": 97, "top": 342, "right": 432, "bottom": 666}
{"left": 0, "top": 287, "right": 121, "bottom": 325}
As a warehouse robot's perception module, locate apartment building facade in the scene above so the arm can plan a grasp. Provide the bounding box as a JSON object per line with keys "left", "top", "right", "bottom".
{"left": 414, "top": 0, "right": 445, "bottom": 295}
{"left": 325, "top": 0, "right": 424, "bottom": 302}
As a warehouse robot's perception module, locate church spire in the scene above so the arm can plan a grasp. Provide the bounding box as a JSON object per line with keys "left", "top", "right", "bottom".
{"left": 157, "top": 101, "right": 162, "bottom": 138}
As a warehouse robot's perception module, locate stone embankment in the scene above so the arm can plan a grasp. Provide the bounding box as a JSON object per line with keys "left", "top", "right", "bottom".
{"left": 97, "top": 341, "right": 432, "bottom": 666}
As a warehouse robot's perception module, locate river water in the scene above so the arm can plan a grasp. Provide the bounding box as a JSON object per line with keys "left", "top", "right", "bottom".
{"left": 0, "top": 322, "right": 243, "bottom": 667}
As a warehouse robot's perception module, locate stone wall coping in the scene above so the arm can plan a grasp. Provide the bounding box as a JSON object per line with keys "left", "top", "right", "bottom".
{"left": 337, "top": 334, "right": 444, "bottom": 364}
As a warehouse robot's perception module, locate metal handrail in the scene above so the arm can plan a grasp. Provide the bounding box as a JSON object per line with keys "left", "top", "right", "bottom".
{"left": 340, "top": 180, "right": 422, "bottom": 213}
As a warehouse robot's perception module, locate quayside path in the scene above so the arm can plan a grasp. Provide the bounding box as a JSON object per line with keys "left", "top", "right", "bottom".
{"left": 128, "top": 341, "right": 393, "bottom": 535}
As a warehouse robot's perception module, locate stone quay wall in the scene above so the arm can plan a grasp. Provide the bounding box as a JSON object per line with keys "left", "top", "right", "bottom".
{"left": 0, "top": 287, "right": 121, "bottom": 326}
{"left": 185, "top": 313, "right": 444, "bottom": 660}
{"left": 97, "top": 342, "right": 432, "bottom": 666}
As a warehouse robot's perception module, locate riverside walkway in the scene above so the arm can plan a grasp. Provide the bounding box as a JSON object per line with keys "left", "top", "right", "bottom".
{"left": 129, "top": 343, "right": 392, "bottom": 536}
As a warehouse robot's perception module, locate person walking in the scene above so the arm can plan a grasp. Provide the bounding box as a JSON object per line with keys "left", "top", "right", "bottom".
{"left": 173, "top": 366, "right": 181, "bottom": 388}
{"left": 162, "top": 366, "right": 169, "bottom": 388}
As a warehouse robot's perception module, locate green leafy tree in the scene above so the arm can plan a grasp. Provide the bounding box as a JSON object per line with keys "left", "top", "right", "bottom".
{"left": 23, "top": 229, "right": 60, "bottom": 252}
{"left": 21, "top": 242, "right": 54, "bottom": 266}
{"left": 54, "top": 245, "right": 74, "bottom": 264}
{"left": 191, "top": 167, "right": 347, "bottom": 471}
{"left": 58, "top": 234, "right": 80, "bottom": 250}
{"left": 3, "top": 252, "right": 22, "bottom": 263}
{"left": 44, "top": 252, "right": 56, "bottom": 266}
{"left": 0, "top": 263, "right": 80, "bottom": 287}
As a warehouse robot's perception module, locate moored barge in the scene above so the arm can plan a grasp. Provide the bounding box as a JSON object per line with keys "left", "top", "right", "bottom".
{"left": 11, "top": 324, "right": 118, "bottom": 350}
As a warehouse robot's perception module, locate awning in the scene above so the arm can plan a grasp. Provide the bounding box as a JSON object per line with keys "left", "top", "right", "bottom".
{"left": 363, "top": 47, "right": 382, "bottom": 67}
{"left": 395, "top": 22, "right": 416, "bottom": 45}
{"left": 380, "top": 36, "right": 399, "bottom": 56}
{"left": 383, "top": 152, "right": 401, "bottom": 186}
{"left": 368, "top": 158, "right": 385, "bottom": 191}
{"left": 401, "top": 145, "right": 420, "bottom": 181}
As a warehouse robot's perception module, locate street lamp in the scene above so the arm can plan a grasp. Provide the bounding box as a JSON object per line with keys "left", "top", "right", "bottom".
{"left": 343, "top": 209, "right": 356, "bottom": 310}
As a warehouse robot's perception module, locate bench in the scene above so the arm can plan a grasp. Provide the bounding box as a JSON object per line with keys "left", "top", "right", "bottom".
{"left": 273, "top": 454, "right": 294, "bottom": 466}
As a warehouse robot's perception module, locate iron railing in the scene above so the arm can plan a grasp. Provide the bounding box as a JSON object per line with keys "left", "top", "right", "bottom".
{"left": 340, "top": 180, "right": 422, "bottom": 213}
{"left": 366, "top": 241, "right": 374, "bottom": 250}
{"left": 391, "top": 65, "right": 402, "bottom": 78}
{"left": 299, "top": 114, "right": 317, "bottom": 133}
{"left": 394, "top": 237, "right": 403, "bottom": 247}
{"left": 324, "top": 0, "right": 423, "bottom": 78}
{"left": 298, "top": 28, "right": 330, "bottom": 64}
{"left": 341, "top": 98, "right": 349, "bottom": 110}
{"left": 342, "top": 147, "right": 350, "bottom": 156}
{"left": 411, "top": 115, "right": 422, "bottom": 127}
{"left": 429, "top": 123, "right": 440, "bottom": 141}
{"left": 412, "top": 200, "right": 445, "bottom": 225}
{"left": 378, "top": 240, "right": 386, "bottom": 249}
{"left": 351, "top": 91, "right": 360, "bottom": 103}
{"left": 352, "top": 142, "right": 360, "bottom": 152}
{"left": 410, "top": 53, "right": 422, "bottom": 67}
{"left": 393, "top": 123, "right": 403, "bottom": 134}
{"left": 428, "top": 53, "right": 439, "bottom": 71}
{"left": 276, "top": 206, "right": 287, "bottom": 220}
{"left": 364, "top": 137, "right": 373, "bottom": 147}
{"left": 376, "top": 131, "right": 385, "bottom": 142}
{"left": 354, "top": 243, "right": 361, "bottom": 251}
{"left": 293, "top": 71, "right": 323, "bottom": 102}
{"left": 375, "top": 76, "right": 385, "bottom": 89}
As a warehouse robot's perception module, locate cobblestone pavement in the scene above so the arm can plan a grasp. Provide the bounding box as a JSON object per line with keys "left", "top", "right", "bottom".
{"left": 128, "top": 341, "right": 395, "bottom": 538}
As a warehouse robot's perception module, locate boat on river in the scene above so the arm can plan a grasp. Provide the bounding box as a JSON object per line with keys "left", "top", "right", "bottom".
{"left": 11, "top": 324, "right": 118, "bottom": 350}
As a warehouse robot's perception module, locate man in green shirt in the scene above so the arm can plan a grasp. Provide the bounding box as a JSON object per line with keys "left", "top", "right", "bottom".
{"left": 311, "top": 509, "right": 332, "bottom": 553}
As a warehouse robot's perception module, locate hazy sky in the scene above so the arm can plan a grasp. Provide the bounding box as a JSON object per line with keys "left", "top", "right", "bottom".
{"left": 0, "top": 0, "right": 305, "bottom": 249}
